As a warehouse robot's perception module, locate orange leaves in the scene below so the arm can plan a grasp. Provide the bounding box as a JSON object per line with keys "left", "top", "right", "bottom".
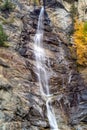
{"left": 73, "top": 19, "right": 87, "bottom": 66}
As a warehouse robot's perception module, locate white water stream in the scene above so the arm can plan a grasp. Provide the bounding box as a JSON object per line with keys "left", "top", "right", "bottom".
{"left": 34, "top": 7, "right": 59, "bottom": 130}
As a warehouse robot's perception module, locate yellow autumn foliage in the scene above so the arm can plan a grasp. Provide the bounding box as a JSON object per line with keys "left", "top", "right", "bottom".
{"left": 73, "top": 19, "right": 87, "bottom": 66}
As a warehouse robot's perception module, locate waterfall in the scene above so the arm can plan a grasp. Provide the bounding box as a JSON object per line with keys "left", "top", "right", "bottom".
{"left": 34, "top": 7, "right": 59, "bottom": 130}
{"left": 34, "top": 7, "right": 49, "bottom": 96}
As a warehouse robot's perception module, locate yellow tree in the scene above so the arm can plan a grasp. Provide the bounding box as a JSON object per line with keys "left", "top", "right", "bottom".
{"left": 73, "top": 19, "right": 87, "bottom": 66}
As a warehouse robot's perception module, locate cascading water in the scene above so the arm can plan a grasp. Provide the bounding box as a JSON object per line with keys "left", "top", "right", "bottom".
{"left": 34, "top": 7, "right": 49, "bottom": 96}
{"left": 34, "top": 7, "right": 59, "bottom": 130}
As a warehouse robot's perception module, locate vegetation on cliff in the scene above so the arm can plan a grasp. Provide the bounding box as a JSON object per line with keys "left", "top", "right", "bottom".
{"left": 73, "top": 19, "right": 87, "bottom": 66}
{"left": 0, "top": 0, "right": 15, "bottom": 12}
{"left": 0, "top": 24, "right": 8, "bottom": 46}
{"left": 29, "top": 0, "right": 40, "bottom": 5}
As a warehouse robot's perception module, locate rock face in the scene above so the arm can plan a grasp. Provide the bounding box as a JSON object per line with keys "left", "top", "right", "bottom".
{"left": 45, "top": 0, "right": 73, "bottom": 34}
{"left": 62, "top": 0, "right": 87, "bottom": 21}
{"left": 77, "top": 0, "right": 87, "bottom": 21}
{"left": 0, "top": 0, "right": 87, "bottom": 130}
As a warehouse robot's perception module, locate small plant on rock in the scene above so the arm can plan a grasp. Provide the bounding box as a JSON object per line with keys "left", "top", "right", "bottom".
{"left": 70, "top": 3, "right": 78, "bottom": 20}
{"left": 0, "top": 0, "right": 15, "bottom": 12}
{"left": 0, "top": 24, "right": 8, "bottom": 46}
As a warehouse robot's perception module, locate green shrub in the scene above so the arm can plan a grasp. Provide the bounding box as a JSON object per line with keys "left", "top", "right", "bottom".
{"left": 83, "top": 22, "right": 87, "bottom": 34}
{"left": 0, "top": 0, "right": 15, "bottom": 12}
{"left": 70, "top": 3, "right": 78, "bottom": 18}
{"left": 0, "top": 24, "right": 8, "bottom": 46}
